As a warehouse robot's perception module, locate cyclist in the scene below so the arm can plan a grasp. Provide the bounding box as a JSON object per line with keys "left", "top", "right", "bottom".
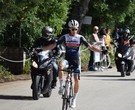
{"left": 42, "top": 20, "right": 107, "bottom": 108}
{"left": 32, "top": 26, "right": 59, "bottom": 89}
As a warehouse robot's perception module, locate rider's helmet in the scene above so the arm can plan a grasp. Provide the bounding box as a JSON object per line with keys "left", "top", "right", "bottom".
{"left": 42, "top": 26, "right": 53, "bottom": 39}
{"left": 122, "top": 28, "right": 130, "bottom": 40}
{"left": 68, "top": 20, "right": 79, "bottom": 28}
{"left": 123, "top": 28, "right": 130, "bottom": 35}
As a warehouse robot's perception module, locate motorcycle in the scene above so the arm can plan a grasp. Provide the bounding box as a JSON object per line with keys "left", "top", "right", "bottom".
{"left": 24, "top": 45, "right": 65, "bottom": 100}
{"left": 112, "top": 36, "right": 135, "bottom": 77}
{"left": 31, "top": 48, "right": 54, "bottom": 100}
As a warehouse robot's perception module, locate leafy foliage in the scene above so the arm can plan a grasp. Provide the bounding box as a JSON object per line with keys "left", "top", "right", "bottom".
{"left": 0, "top": 0, "right": 72, "bottom": 47}
{"left": 0, "top": 65, "right": 14, "bottom": 81}
{"left": 87, "top": 0, "right": 135, "bottom": 34}
{"left": 1, "top": 0, "right": 135, "bottom": 47}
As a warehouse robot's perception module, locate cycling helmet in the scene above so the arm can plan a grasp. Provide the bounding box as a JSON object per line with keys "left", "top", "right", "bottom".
{"left": 68, "top": 20, "right": 79, "bottom": 28}
{"left": 42, "top": 26, "right": 53, "bottom": 39}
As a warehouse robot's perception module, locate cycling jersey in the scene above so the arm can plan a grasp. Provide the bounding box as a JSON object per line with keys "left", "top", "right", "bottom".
{"left": 56, "top": 34, "right": 89, "bottom": 67}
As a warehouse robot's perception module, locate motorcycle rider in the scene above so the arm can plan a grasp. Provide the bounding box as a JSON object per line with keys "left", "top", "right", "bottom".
{"left": 32, "top": 26, "right": 59, "bottom": 89}
{"left": 115, "top": 28, "right": 134, "bottom": 75}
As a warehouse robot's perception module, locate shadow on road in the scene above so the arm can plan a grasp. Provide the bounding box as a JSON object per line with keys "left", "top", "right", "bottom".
{"left": 81, "top": 74, "right": 121, "bottom": 77}
{"left": 101, "top": 78, "right": 135, "bottom": 81}
{"left": 81, "top": 74, "right": 135, "bottom": 81}
{"left": 0, "top": 95, "right": 33, "bottom": 100}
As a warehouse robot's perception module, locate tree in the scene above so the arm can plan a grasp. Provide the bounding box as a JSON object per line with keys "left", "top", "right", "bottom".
{"left": 63, "top": 0, "right": 91, "bottom": 32}
{"left": 87, "top": 0, "right": 135, "bottom": 34}
{"left": 70, "top": 0, "right": 91, "bottom": 27}
{"left": 0, "top": 0, "right": 72, "bottom": 47}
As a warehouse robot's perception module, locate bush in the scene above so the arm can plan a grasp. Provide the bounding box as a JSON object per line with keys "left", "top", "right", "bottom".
{"left": 23, "top": 59, "right": 31, "bottom": 74}
{"left": 80, "top": 45, "right": 90, "bottom": 71}
{"left": 0, "top": 65, "right": 14, "bottom": 82}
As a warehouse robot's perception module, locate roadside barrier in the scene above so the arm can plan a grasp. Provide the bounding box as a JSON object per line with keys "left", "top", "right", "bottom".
{"left": 0, "top": 48, "right": 89, "bottom": 63}
{"left": 0, "top": 55, "right": 30, "bottom": 63}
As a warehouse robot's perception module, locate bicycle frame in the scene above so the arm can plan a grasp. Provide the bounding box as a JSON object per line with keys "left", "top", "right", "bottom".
{"left": 61, "top": 67, "right": 74, "bottom": 110}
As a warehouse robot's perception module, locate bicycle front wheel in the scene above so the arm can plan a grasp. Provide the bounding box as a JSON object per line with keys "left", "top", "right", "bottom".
{"left": 62, "top": 81, "right": 70, "bottom": 110}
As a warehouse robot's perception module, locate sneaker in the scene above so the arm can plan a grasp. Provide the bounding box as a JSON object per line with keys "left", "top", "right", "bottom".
{"left": 88, "top": 66, "right": 97, "bottom": 71}
{"left": 94, "top": 67, "right": 98, "bottom": 71}
{"left": 108, "top": 66, "right": 112, "bottom": 69}
{"left": 71, "top": 99, "right": 76, "bottom": 108}
{"left": 58, "top": 87, "right": 64, "bottom": 95}
{"left": 101, "top": 66, "right": 105, "bottom": 69}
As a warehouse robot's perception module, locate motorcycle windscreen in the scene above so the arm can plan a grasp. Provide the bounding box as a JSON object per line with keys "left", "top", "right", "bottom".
{"left": 37, "top": 50, "right": 51, "bottom": 69}
{"left": 119, "top": 45, "right": 134, "bottom": 59}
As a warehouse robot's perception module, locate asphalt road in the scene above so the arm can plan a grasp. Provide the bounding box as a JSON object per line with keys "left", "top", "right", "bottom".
{"left": 0, "top": 67, "right": 135, "bottom": 110}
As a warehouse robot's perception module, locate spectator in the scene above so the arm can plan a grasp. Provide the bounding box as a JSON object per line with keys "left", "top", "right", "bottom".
{"left": 98, "top": 28, "right": 107, "bottom": 69}
{"left": 112, "top": 27, "right": 119, "bottom": 40}
{"left": 105, "top": 28, "right": 113, "bottom": 68}
{"left": 88, "top": 26, "right": 102, "bottom": 71}
{"left": 98, "top": 28, "right": 106, "bottom": 46}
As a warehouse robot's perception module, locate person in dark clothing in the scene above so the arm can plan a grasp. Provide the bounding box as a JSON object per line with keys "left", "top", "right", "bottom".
{"left": 116, "top": 29, "right": 133, "bottom": 47}
{"left": 32, "top": 26, "right": 59, "bottom": 88}
{"left": 115, "top": 28, "right": 134, "bottom": 74}
{"left": 112, "top": 27, "right": 120, "bottom": 40}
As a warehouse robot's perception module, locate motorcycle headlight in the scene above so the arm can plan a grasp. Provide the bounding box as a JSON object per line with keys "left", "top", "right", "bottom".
{"left": 118, "top": 53, "right": 122, "bottom": 58}
{"left": 32, "top": 61, "right": 38, "bottom": 68}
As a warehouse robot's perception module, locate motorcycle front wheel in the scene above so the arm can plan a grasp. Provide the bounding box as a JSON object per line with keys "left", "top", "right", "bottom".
{"left": 43, "top": 86, "right": 52, "bottom": 97}
{"left": 121, "top": 64, "right": 126, "bottom": 77}
{"left": 32, "top": 75, "right": 42, "bottom": 100}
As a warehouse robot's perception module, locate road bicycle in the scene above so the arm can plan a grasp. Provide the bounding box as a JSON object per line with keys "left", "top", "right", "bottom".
{"left": 61, "top": 66, "right": 74, "bottom": 110}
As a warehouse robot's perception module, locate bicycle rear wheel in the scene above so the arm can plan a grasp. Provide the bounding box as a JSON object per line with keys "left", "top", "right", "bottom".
{"left": 62, "top": 81, "right": 70, "bottom": 110}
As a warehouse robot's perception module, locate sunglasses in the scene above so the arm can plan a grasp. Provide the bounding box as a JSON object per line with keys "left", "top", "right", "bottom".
{"left": 71, "top": 28, "right": 78, "bottom": 31}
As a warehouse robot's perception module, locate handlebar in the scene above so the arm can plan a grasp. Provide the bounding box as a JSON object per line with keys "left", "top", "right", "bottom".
{"left": 59, "top": 65, "right": 74, "bottom": 72}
